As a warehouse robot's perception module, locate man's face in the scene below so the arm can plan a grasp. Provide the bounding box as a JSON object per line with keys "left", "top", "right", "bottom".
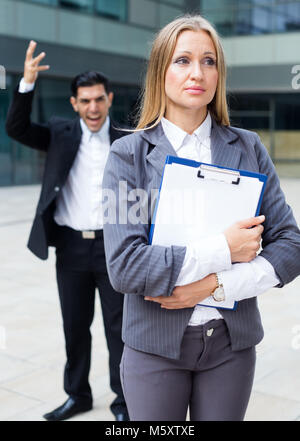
{"left": 70, "top": 84, "right": 113, "bottom": 132}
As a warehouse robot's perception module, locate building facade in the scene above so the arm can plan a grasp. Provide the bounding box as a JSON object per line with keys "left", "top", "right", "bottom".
{"left": 0, "top": 0, "right": 300, "bottom": 185}
{"left": 201, "top": 0, "right": 300, "bottom": 177}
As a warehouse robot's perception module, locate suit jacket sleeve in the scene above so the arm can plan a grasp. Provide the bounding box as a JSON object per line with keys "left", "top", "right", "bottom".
{"left": 5, "top": 88, "right": 50, "bottom": 152}
{"left": 102, "top": 137, "right": 186, "bottom": 297}
{"left": 255, "top": 134, "right": 300, "bottom": 287}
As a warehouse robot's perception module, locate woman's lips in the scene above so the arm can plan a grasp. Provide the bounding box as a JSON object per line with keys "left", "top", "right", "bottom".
{"left": 185, "top": 87, "right": 206, "bottom": 95}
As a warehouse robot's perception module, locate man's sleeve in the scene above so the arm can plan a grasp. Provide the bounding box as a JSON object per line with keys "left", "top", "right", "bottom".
{"left": 5, "top": 79, "right": 50, "bottom": 151}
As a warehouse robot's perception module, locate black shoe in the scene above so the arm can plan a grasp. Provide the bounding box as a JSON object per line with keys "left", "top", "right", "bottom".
{"left": 115, "top": 411, "right": 130, "bottom": 421}
{"left": 43, "top": 397, "right": 92, "bottom": 421}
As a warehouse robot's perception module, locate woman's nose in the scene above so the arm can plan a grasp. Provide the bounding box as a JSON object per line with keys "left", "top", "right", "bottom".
{"left": 190, "top": 62, "right": 203, "bottom": 80}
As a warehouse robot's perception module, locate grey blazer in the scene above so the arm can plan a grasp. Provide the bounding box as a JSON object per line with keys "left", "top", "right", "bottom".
{"left": 102, "top": 119, "right": 300, "bottom": 359}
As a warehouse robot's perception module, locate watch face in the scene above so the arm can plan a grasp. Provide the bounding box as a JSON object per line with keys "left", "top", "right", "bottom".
{"left": 213, "top": 287, "right": 225, "bottom": 302}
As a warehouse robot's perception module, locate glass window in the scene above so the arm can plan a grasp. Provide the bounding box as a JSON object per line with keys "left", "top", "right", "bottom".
{"left": 201, "top": 0, "right": 300, "bottom": 36}
{"left": 12, "top": 140, "right": 46, "bottom": 186}
{"left": 233, "top": 4, "right": 274, "bottom": 35}
{"left": 37, "top": 78, "right": 74, "bottom": 121}
{"left": 58, "top": 0, "right": 93, "bottom": 12}
{"left": 202, "top": 9, "right": 235, "bottom": 36}
{"left": 22, "top": 0, "right": 58, "bottom": 5}
{"left": 228, "top": 93, "right": 270, "bottom": 113}
{"left": 249, "top": 5, "right": 273, "bottom": 34}
{"left": 274, "top": 2, "right": 300, "bottom": 32}
{"left": 228, "top": 93, "right": 272, "bottom": 157}
{"left": 95, "top": 0, "right": 127, "bottom": 21}
{"left": 201, "top": 0, "right": 236, "bottom": 9}
{"left": 228, "top": 92, "right": 300, "bottom": 164}
{"left": 167, "top": 0, "right": 185, "bottom": 6}
{"left": 0, "top": 76, "right": 13, "bottom": 186}
{"left": 274, "top": 93, "right": 300, "bottom": 160}
{"left": 0, "top": 75, "right": 47, "bottom": 186}
{"left": 13, "top": 75, "right": 46, "bottom": 185}
{"left": 15, "top": 0, "right": 129, "bottom": 20}
{"left": 110, "top": 84, "right": 140, "bottom": 127}
{"left": 275, "top": 93, "right": 300, "bottom": 130}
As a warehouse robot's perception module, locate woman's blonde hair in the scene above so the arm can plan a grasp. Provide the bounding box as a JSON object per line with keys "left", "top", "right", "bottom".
{"left": 135, "top": 14, "right": 230, "bottom": 130}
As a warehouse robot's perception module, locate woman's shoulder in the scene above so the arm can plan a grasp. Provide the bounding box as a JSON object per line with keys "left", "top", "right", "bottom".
{"left": 226, "top": 124, "right": 259, "bottom": 143}
{"left": 219, "top": 123, "right": 272, "bottom": 169}
{"left": 213, "top": 122, "right": 271, "bottom": 166}
{"left": 110, "top": 129, "right": 148, "bottom": 153}
{"left": 220, "top": 123, "right": 267, "bottom": 155}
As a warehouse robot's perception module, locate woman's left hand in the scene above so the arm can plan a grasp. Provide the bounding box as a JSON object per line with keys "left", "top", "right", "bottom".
{"left": 144, "top": 273, "right": 217, "bottom": 309}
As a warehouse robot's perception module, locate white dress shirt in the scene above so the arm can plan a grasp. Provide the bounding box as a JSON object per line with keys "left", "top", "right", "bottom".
{"left": 161, "top": 113, "right": 280, "bottom": 325}
{"left": 54, "top": 117, "right": 110, "bottom": 230}
{"left": 19, "top": 78, "right": 110, "bottom": 231}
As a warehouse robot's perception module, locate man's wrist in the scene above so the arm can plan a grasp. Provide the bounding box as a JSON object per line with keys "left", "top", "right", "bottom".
{"left": 19, "top": 77, "right": 35, "bottom": 93}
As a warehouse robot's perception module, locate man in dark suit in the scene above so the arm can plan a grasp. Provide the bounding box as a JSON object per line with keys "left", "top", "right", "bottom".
{"left": 6, "top": 40, "right": 128, "bottom": 422}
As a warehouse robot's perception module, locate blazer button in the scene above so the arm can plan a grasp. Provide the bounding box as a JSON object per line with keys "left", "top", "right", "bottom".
{"left": 206, "top": 328, "right": 214, "bottom": 337}
{"left": 54, "top": 186, "right": 60, "bottom": 192}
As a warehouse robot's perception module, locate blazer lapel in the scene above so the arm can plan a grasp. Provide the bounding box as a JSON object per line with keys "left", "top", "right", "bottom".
{"left": 59, "top": 118, "right": 82, "bottom": 180}
{"left": 143, "top": 119, "right": 242, "bottom": 176}
{"left": 143, "top": 123, "right": 178, "bottom": 177}
{"left": 210, "top": 119, "right": 241, "bottom": 170}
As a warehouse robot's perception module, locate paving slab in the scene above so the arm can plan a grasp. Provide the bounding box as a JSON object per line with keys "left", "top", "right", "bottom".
{"left": 0, "top": 181, "right": 300, "bottom": 421}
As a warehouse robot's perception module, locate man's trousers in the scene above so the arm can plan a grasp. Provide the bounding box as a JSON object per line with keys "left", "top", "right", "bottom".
{"left": 55, "top": 225, "right": 126, "bottom": 416}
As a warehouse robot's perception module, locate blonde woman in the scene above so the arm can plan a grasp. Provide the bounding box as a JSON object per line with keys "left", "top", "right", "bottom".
{"left": 102, "top": 15, "right": 300, "bottom": 421}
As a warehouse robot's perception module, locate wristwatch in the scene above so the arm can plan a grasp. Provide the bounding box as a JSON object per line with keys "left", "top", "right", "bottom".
{"left": 211, "top": 273, "right": 225, "bottom": 302}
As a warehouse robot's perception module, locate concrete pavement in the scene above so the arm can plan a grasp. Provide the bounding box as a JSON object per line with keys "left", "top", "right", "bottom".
{"left": 0, "top": 180, "right": 300, "bottom": 421}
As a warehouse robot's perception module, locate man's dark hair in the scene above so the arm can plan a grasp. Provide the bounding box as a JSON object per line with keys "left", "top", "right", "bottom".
{"left": 71, "top": 71, "right": 110, "bottom": 97}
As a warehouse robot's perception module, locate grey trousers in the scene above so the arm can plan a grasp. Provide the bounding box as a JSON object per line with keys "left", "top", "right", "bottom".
{"left": 120, "top": 319, "right": 256, "bottom": 421}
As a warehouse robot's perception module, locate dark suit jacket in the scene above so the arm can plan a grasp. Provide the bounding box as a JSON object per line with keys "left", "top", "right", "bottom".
{"left": 6, "top": 88, "right": 127, "bottom": 260}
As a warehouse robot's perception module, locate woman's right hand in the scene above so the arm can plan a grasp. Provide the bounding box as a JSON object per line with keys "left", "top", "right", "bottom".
{"left": 224, "top": 215, "right": 265, "bottom": 263}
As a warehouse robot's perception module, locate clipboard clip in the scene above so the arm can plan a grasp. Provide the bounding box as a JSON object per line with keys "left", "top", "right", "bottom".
{"left": 197, "top": 164, "right": 240, "bottom": 185}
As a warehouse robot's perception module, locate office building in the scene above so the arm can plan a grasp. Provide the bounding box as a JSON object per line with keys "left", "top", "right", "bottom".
{"left": 201, "top": 0, "right": 300, "bottom": 177}
{"left": 0, "top": 0, "right": 299, "bottom": 185}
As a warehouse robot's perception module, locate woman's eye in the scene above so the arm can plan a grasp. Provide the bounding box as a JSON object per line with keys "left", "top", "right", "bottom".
{"left": 174, "top": 57, "right": 189, "bottom": 64}
{"left": 202, "top": 57, "right": 216, "bottom": 66}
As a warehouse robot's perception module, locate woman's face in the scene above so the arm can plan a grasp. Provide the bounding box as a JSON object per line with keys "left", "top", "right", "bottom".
{"left": 164, "top": 30, "right": 218, "bottom": 120}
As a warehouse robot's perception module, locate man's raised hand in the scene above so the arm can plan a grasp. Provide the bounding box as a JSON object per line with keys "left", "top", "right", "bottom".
{"left": 24, "top": 40, "right": 50, "bottom": 84}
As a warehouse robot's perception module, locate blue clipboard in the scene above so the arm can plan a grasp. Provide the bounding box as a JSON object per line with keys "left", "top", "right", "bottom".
{"left": 149, "top": 155, "right": 268, "bottom": 310}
